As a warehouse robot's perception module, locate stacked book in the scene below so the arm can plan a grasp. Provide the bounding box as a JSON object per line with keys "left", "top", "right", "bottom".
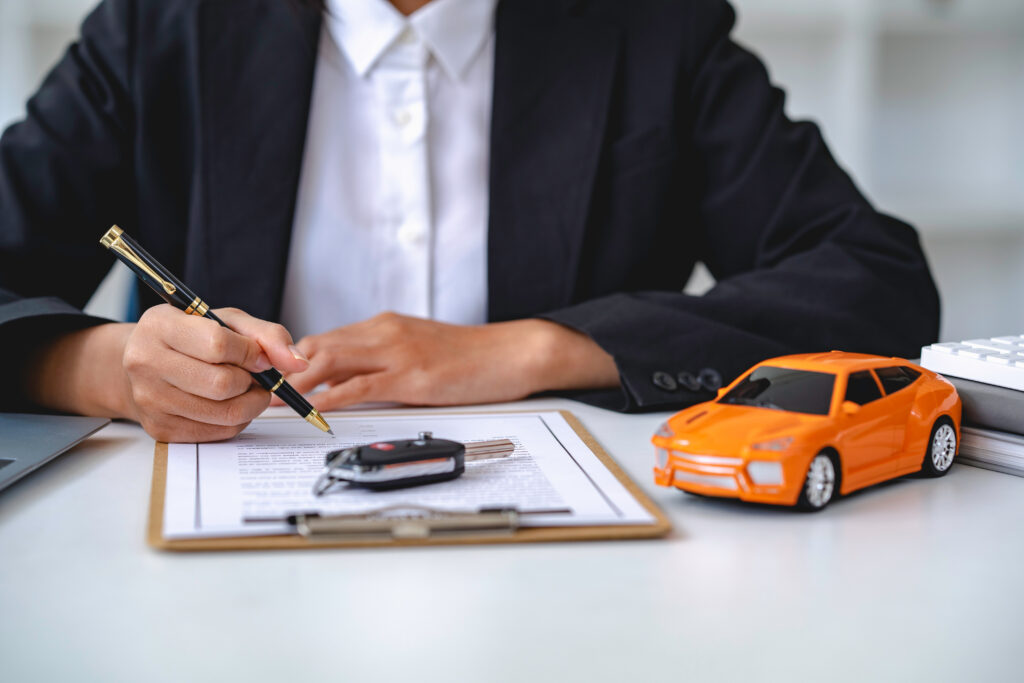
{"left": 960, "top": 427, "right": 1024, "bottom": 477}
{"left": 920, "top": 339, "right": 1024, "bottom": 478}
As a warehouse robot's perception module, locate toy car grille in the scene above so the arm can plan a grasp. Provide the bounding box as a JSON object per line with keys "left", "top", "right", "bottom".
{"left": 673, "top": 471, "right": 739, "bottom": 491}
{"left": 671, "top": 452, "right": 743, "bottom": 468}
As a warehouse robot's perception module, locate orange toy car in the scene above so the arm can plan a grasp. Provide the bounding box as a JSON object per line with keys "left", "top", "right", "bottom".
{"left": 651, "top": 352, "right": 962, "bottom": 510}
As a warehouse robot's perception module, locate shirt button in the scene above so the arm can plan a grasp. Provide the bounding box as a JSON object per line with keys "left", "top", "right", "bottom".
{"left": 393, "top": 108, "right": 412, "bottom": 127}
{"left": 652, "top": 371, "right": 678, "bottom": 392}
{"left": 397, "top": 225, "right": 424, "bottom": 246}
{"left": 396, "top": 28, "right": 417, "bottom": 46}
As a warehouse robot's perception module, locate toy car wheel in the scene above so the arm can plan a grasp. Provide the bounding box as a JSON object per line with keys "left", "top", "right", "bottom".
{"left": 920, "top": 417, "right": 957, "bottom": 477}
{"left": 797, "top": 451, "right": 839, "bottom": 512}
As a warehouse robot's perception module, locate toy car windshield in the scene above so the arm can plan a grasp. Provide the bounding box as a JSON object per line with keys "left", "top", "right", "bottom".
{"left": 718, "top": 367, "right": 836, "bottom": 416}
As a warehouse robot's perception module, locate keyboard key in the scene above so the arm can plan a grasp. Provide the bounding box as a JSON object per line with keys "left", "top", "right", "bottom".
{"left": 929, "top": 343, "right": 971, "bottom": 355}
{"left": 994, "top": 336, "right": 1024, "bottom": 346}
{"left": 920, "top": 334, "right": 1024, "bottom": 392}
{"left": 962, "top": 339, "right": 1019, "bottom": 353}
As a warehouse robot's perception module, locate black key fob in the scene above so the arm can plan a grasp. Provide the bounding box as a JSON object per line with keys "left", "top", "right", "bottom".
{"left": 315, "top": 431, "right": 465, "bottom": 493}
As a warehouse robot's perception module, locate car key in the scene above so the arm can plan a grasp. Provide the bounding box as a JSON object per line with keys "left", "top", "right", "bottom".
{"left": 313, "top": 432, "right": 516, "bottom": 495}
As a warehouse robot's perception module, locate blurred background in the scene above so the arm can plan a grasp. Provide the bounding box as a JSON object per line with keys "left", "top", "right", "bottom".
{"left": 1, "top": 0, "right": 1021, "bottom": 343}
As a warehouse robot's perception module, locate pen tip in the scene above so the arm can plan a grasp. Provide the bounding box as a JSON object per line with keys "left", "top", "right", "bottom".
{"left": 305, "top": 410, "right": 333, "bottom": 434}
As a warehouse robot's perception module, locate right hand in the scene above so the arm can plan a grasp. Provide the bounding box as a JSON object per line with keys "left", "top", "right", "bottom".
{"left": 117, "top": 305, "right": 310, "bottom": 442}
{"left": 25, "top": 305, "right": 310, "bottom": 443}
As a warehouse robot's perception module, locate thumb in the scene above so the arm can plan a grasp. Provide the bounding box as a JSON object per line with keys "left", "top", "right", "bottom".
{"left": 214, "top": 307, "right": 310, "bottom": 374}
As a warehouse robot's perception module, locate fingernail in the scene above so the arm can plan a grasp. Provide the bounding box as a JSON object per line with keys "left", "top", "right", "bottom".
{"left": 254, "top": 353, "right": 272, "bottom": 371}
{"left": 289, "top": 345, "right": 309, "bottom": 363}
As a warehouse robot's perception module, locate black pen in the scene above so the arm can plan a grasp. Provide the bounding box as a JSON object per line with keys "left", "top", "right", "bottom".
{"left": 100, "top": 225, "right": 333, "bottom": 435}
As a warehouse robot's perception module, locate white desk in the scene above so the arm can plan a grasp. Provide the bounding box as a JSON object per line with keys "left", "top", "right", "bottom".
{"left": 1, "top": 398, "right": 1021, "bottom": 682}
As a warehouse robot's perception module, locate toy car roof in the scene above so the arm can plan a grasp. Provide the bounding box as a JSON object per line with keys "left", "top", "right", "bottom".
{"left": 759, "top": 351, "right": 916, "bottom": 373}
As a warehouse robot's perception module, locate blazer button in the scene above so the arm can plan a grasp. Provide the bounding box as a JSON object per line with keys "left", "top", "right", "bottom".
{"left": 652, "top": 371, "right": 678, "bottom": 392}
{"left": 698, "top": 368, "right": 723, "bottom": 391}
{"left": 676, "top": 371, "right": 700, "bottom": 392}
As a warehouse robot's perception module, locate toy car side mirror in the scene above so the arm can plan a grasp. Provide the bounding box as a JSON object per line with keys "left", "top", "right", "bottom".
{"left": 841, "top": 400, "right": 861, "bottom": 416}
{"left": 717, "top": 387, "right": 727, "bottom": 399}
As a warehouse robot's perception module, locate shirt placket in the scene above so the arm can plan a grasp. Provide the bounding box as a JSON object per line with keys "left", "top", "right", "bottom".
{"left": 372, "top": 34, "right": 432, "bottom": 319}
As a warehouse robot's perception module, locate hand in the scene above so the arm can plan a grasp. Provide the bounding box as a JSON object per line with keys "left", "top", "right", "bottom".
{"left": 25, "top": 306, "right": 309, "bottom": 442}
{"left": 275, "top": 313, "right": 619, "bottom": 412}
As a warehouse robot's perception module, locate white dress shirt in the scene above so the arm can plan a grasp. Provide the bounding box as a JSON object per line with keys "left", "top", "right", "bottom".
{"left": 280, "top": 0, "right": 497, "bottom": 339}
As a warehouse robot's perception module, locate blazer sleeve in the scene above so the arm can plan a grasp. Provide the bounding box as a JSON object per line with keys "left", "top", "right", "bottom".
{"left": 0, "top": 0, "right": 133, "bottom": 408}
{"left": 540, "top": 0, "right": 940, "bottom": 412}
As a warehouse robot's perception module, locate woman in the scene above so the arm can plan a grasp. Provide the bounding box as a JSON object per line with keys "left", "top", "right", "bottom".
{"left": 0, "top": 0, "right": 939, "bottom": 441}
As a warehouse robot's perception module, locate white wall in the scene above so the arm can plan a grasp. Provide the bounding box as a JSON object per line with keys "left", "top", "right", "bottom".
{"left": 2, "top": 0, "right": 1022, "bottom": 340}
{"left": 730, "top": 0, "right": 1024, "bottom": 341}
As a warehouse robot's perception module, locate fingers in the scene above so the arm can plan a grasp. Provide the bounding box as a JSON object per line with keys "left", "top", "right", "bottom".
{"left": 217, "top": 307, "right": 309, "bottom": 374}
{"left": 140, "top": 305, "right": 271, "bottom": 373}
{"left": 308, "top": 372, "right": 398, "bottom": 411}
{"left": 163, "top": 383, "right": 270, "bottom": 427}
{"left": 132, "top": 381, "right": 270, "bottom": 441}
{"left": 284, "top": 314, "right": 438, "bottom": 409}
{"left": 285, "top": 346, "right": 383, "bottom": 395}
{"left": 140, "top": 413, "right": 253, "bottom": 444}
{"left": 157, "top": 351, "right": 255, "bottom": 400}
{"left": 292, "top": 312, "right": 407, "bottom": 359}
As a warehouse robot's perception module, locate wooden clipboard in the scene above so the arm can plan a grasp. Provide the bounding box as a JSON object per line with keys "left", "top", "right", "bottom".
{"left": 147, "top": 410, "right": 671, "bottom": 551}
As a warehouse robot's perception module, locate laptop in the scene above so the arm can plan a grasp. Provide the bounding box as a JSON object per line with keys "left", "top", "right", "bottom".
{"left": 0, "top": 414, "right": 110, "bottom": 493}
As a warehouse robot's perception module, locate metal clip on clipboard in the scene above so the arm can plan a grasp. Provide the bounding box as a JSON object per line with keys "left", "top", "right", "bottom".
{"left": 281, "top": 505, "right": 530, "bottom": 541}
{"left": 245, "top": 505, "right": 571, "bottom": 541}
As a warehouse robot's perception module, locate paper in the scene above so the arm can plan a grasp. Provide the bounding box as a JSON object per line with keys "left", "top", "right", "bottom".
{"left": 163, "top": 411, "right": 655, "bottom": 539}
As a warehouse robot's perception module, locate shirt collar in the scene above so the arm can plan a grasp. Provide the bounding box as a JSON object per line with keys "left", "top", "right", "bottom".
{"left": 324, "top": 0, "right": 497, "bottom": 81}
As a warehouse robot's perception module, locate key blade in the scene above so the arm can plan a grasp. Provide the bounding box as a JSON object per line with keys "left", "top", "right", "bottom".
{"left": 463, "top": 439, "right": 516, "bottom": 461}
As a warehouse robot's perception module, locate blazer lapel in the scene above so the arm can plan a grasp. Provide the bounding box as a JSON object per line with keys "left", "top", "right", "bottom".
{"left": 487, "top": 1, "right": 620, "bottom": 322}
{"left": 193, "top": 0, "right": 321, "bottom": 321}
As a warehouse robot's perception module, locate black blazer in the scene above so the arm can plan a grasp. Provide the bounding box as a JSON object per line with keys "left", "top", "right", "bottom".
{"left": 0, "top": 0, "right": 939, "bottom": 411}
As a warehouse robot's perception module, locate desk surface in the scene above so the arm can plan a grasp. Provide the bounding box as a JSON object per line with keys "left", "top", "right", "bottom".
{"left": 1, "top": 398, "right": 1021, "bottom": 682}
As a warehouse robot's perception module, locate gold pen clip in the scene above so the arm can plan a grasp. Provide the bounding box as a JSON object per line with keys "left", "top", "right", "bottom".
{"left": 100, "top": 225, "right": 176, "bottom": 296}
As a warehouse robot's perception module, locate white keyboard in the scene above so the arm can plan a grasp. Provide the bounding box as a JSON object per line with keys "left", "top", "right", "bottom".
{"left": 920, "top": 335, "right": 1024, "bottom": 392}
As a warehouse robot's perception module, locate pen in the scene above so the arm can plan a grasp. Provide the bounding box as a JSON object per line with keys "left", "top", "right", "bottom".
{"left": 100, "top": 225, "right": 333, "bottom": 435}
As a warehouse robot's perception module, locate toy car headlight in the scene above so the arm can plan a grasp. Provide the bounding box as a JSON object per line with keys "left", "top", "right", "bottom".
{"left": 747, "top": 461, "right": 784, "bottom": 486}
{"left": 751, "top": 436, "right": 794, "bottom": 452}
{"left": 655, "top": 447, "right": 670, "bottom": 469}
{"left": 655, "top": 422, "right": 673, "bottom": 439}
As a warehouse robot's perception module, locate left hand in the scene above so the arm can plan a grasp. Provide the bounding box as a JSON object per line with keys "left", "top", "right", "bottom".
{"left": 273, "top": 313, "right": 619, "bottom": 411}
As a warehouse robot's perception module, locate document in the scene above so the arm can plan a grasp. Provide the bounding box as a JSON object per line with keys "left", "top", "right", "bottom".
{"left": 163, "top": 411, "right": 655, "bottom": 539}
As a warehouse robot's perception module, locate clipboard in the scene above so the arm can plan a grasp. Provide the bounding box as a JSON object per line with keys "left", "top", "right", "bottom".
{"left": 147, "top": 410, "right": 672, "bottom": 551}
